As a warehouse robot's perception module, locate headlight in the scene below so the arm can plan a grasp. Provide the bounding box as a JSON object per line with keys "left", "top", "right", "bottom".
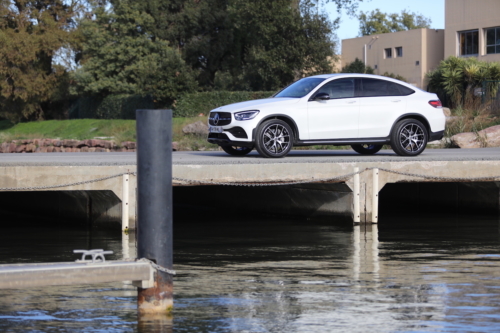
{"left": 234, "top": 110, "right": 259, "bottom": 121}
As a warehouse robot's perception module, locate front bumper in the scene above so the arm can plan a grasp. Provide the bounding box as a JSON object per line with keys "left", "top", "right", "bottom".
{"left": 207, "top": 133, "right": 254, "bottom": 147}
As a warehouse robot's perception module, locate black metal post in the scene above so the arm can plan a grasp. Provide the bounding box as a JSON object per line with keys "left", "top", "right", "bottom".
{"left": 136, "top": 109, "right": 173, "bottom": 314}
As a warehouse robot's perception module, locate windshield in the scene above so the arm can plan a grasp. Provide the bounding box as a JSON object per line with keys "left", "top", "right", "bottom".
{"left": 274, "top": 78, "right": 326, "bottom": 98}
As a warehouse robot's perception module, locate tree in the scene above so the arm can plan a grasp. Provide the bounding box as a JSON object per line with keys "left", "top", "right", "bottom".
{"left": 223, "top": 0, "right": 337, "bottom": 91}
{"left": 137, "top": 0, "right": 349, "bottom": 91}
{"left": 427, "top": 56, "right": 500, "bottom": 108}
{"left": 0, "top": 0, "right": 80, "bottom": 122}
{"left": 358, "top": 9, "right": 431, "bottom": 36}
{"left": 341, "top": 58, "right": 374, "bottom": 74}
{"left": 72, "top": 0, "right": 197, "bottom": 105}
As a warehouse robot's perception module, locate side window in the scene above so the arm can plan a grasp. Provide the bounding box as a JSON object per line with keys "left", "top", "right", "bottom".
{"left": 315, "top": 78, "right": 355, "bottom": 99}
{"left": 360, "top": 78, "right": 414, "bottom": 97}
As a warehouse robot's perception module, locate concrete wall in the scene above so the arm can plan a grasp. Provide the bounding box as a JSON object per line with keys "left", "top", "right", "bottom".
{"left": 380, "top": 182, "right": 500, "bottom": 216}
{"left": 341, "top": 29, "right": 444, "bottom": 88}
{"left": 173, "top": 184, "right": 353, "bottom": 222}
{"left": 0, "top": 190, "right": 122, "bottom": 225}
{"left": 445, "top": 0, "right": 500, "bottom": 61}
{"left": 0, "top": 165, "right": 136, "bottom": 228}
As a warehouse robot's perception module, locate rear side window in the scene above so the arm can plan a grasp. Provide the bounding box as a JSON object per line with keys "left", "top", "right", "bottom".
{"left": 315, "top": 78, "right": 355, "bottom": 99}
{"left": 359, "top": 78, "right": 414, "bottom": 97}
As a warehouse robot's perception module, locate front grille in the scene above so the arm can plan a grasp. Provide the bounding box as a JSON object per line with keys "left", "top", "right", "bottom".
{"left": 227, "top": 127, "right": 248, "bottom": 139}
{"left": 209, "top": 112, "right": 232, "bottom": 126}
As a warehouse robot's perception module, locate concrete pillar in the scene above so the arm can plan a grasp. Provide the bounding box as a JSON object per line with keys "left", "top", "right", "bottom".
{"left": 346, "top": 168, "right": 387, "bottom": 223}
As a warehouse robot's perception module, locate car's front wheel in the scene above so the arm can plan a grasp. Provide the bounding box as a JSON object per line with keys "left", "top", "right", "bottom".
{"left": 220, "top": 145, "right": 253, "bottom": 156}
{"left": 351, "top": 144, "right": 383, "bottom": 155}
{"left": 390, "top": 119, "right": 428, "bottom": 156}
{"left": 255, "top": 119, "right": 293, "bottom": 158}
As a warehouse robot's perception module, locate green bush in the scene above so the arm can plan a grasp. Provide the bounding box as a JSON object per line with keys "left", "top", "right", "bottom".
{"left": 70, "top": 95, "right": 155, "bottom": 119}
{"left": 174, "top": 91, "right": 275, "bottom": 117}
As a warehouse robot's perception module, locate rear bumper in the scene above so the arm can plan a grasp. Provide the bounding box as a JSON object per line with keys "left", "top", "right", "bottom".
{"left": 429, "top": 130, "right": 444, "bottom": 141}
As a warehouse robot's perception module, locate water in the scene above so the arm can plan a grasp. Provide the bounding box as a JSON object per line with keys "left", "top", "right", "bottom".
{"left": 0, "top": 213, "right": 499, "bottom": 332}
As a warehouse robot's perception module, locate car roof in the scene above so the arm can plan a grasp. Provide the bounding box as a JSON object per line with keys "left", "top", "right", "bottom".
{"left": 306, "top": 73, "right": 421, "bottom": 91}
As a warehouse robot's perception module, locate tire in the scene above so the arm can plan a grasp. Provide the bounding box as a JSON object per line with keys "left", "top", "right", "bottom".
{"left": 351, "top": 144, "right": 383, "bottom": 155}
{"left": 255, "top": 119, "right": 293, "bottom": 158}
{"left": 221, "top": 145, "right": 253, "bottom": 156}
{"left": 390, "top": 119, "right": 428, "bottom": 156}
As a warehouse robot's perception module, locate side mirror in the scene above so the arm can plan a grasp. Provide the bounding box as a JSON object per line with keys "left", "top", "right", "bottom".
{"left": 314, "top": 92, "right": 330, "bottom": 101}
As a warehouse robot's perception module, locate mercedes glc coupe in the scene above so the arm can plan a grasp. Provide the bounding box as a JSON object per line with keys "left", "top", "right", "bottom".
{"left": 207, "top": 74, "right": 445, "bottom": 158}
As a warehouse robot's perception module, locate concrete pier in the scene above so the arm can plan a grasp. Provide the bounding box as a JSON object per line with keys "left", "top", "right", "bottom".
{"left": 1, "top": 148, "right": 500, "bottom": 225}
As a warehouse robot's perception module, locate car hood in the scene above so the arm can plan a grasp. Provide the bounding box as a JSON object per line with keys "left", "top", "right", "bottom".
{"left": 212, "top": 98, "right": 300, "bottom": 113}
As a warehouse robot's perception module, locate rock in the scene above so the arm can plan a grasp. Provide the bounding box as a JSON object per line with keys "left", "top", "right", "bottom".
{"left": 478, "top": 125, "right": 500, "bottom": 147}
{"left": 62, "top": 139, "right": 79, "bottom": 148}
{"left": 75, "top": 140, "right": 86, "bottom": 148}
{"left": 451, "top": 132, "right": 481, "bottom": 148}
{"left": 25, "top": 144, "right": 36, "bottom": 152}
{"left": 182, "top": 121, "right": 209, "bottom": 135}
{"left": 442, "top": 107, "right": 451, "bottom": 117}
{"left": 102, "top": 141, "right": 114, "bottom": 149}
{"left": 122, "top": 141, "right": 136, "bottom": 149}
{"left": 172, "top": 141, "right": 179, "bottom": 151}
{"left": 16, "top": 145, "right": 26, "bottom": 153}
{"left": 84, "top": 139, "right": 107, "bottom": 148}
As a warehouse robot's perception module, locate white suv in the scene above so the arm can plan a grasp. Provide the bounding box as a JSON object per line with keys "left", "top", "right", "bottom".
{"left": 207, "top": 74, "right": 445, "bottom": 158}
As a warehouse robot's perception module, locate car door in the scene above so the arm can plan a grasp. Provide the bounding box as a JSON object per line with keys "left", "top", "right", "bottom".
{"left": 357, "top": 78, "right": 410, "bottom": 138}
{"left": 307, "top": 78, "right": 359, "bottom": 140}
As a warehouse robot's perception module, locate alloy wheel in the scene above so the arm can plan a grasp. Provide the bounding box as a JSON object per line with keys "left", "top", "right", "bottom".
{"left": 263, "top": 124, "right": 291, "bottom": 155}
{"left": 399, "top": 123, "right": 425, "bottom": 153}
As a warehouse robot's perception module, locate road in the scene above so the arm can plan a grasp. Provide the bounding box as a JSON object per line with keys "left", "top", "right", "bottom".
{"left": 1, "top": 148, "right": 500, "bottom": 166}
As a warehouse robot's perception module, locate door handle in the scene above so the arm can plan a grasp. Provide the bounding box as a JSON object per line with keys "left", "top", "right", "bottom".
{"left": 347, "top": 100, "right": 357, "bottom": 104}
{"left": 392, "top": 99, "right": 401, "bottom": 103}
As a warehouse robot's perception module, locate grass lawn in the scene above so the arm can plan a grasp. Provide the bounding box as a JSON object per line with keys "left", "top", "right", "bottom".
{"left": 0, "top": 117, "right": 220, "bottom": 150}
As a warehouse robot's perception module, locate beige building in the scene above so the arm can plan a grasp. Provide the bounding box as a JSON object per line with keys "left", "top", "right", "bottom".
{"left": 341, "top": 0, "right": 500, "bottom": 89}
{"left": 445, "top": 0, "right": 500, "bottom": 62}
{"left": 341, "top": 29, "right": 444, "bottom": 88}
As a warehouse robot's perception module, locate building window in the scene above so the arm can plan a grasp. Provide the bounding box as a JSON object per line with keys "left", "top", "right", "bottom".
{"left": 385, "top": 48, "right": 392, "bottom": 58}
{"left": 416, "top": 61, "right": 420, "bottom": 66}
{"left": 396, "top": 47, "right": 403, "bottom": 57}
{"left": 374, "top": 65, "right": 378, "bottom": 69}
{"left": 459, "top": 30, "right": 478, "bottom": 55}
{"left": 486, "top": 27, "right": 500, "bottom": 54}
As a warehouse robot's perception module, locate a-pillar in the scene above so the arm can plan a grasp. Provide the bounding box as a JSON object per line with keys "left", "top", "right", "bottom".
{"left": 346, "top": 167, "right": 387, "bottom": 223}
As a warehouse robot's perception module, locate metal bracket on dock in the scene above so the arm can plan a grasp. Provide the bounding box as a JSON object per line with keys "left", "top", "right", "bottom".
{"left": 74, "top": 249, "right": 113, "bottom": 263}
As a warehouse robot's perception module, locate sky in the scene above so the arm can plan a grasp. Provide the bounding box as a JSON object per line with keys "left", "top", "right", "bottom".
{"left": 324, "top": 0, "right": 445, "bottom": 50}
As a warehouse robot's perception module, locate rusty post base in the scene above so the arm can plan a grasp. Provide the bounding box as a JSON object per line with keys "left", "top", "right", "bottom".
{"left": 138, "top": 272, "right": 173, "bottom": 314}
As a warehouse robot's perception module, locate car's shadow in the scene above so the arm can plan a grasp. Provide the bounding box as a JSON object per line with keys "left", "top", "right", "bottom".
{"left": 181, "top": 149, "right": 397, "bottom": 158}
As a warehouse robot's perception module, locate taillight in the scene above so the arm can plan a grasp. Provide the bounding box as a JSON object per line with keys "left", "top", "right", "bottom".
{"left": 429, "top": 100, "right": 442, "bottom": 108}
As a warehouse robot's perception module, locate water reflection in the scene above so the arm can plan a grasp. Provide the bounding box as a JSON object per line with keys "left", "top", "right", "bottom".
{"left": 352, "top": 224, "right": 379, "bottom": 282}
{"left": 0, "top": 214, "right": 499, "bottom": 332}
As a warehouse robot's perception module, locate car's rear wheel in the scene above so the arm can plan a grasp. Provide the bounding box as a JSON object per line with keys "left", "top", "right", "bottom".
{"left": 255, "top": 119, "right": 293, "bottom": 158}
{"left": 351, "top": 144, "right": 383, "bottom": 155}
{"left": 390, "top": 119, "right": 428, "bottom": 156}
{"left": 221, "top": 145, "right": 253, "bottom": 156}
